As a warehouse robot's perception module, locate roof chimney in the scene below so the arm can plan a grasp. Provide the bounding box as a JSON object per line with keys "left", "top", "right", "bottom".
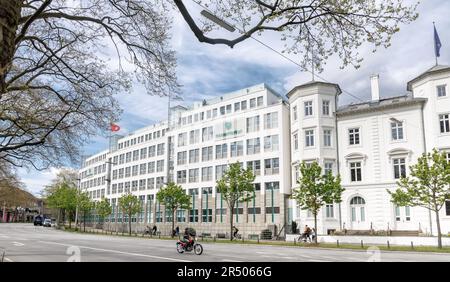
{"left": 370, "top": 74, "right": 380, "bottom": 101}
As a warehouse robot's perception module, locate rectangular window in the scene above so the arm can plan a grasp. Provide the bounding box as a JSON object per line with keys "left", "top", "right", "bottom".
{"left": 391, "top": 121, "right": 404, "bottom": 140}
{"left": 178, "top": 133, "right": 187, "bottom": 147}
{"left": 220, "top": 106, "right": 225, "bottom": 115}
{"left": 148, "top": 146, "right": 156, "bottom": 157}
{"left": 201, "top": 167, "right": 213, "bottom": 182}
{"left": 250, "top": 98, "right": 256, "bottom": 108}
{"left": 305, "top": 129, "right": 315, "bottom": 147}
{"left": 177, "top": 170, "right": 187, "bottom": 184}
{"left": 322, "top": 100, "right": 330, "bottom": 116}
{"left": 147, "top": 161, "right": 155, "bottom": 173}
{"left": 264, "top": 112, "right": 278, "bottom": 129}
{"left": 446, "top": 201, "right": 450, "bottom": 216}
{"left": 140, "top": 148, "right": 147, "bottom": 160}
{"left": 125, "top": 167, "right": 131, "bottom": 178}
{"left": 226, "top": 104, "right": 232, "bottom": 114}
{"left": 326, "top": 204, "right": 334, "bottom": 218}
{"left": 304, "top": 101, "right": 313, "bottom": 116}
{"left": 177, "top": 151, "right": 187, "bottom": 165}
{"left": 241, "top": 100, "right": 247, "bottom": 110}
{"left": 246, "top": 116, "right": 260, "bottom": 133}
{"left": 189, "top": 130, "right": 200, "bottom": 144}
{"left": 439, "top": 114, "right": 450, "bottom": 133}
{"left": 246, "top": 138, "right": 260, "bottom": 155}
{"left": 349, "top": 128, "right": 360, "bottom": 145}
{"left": 212, "top": 108, "right": 218, "bottom": 118}
{"left": 132, "top": 150, "right": 139, "bottom": 161}
{"left": 257, "top": 96, "right": 263, "bottom": 107}
{"left": 264, "top": 158, "right": 279, "bottom": 175}
{"left": 264, "top": 135, "right": 279, "bottom": 152}
{"left": 215, "top": 144, "right": 227, "bottom": 159}
{"left": 350, "top": 162, "right": 362, "bottom": 182}
{"left": 324, "top": 162, "right": 333, "bottom": 175}
{"left": 189, "top": 169, "right": 199, "bottom": 183}
{"left": 202, "top": 126, "right": 214, "bottom": 142}
{"left": 393, "top": 158, "right": 406, "bottom": 179}
{"left": 157, "top": 143, "right": 165, "bottom": 156}
{"left": 293, "top": 133, "right": 298, "bottom": 150}
{"left": 437, "top": 85, "right": 447, "bottom": 97}
{"left": 293, "top": 106, "right": 298, "bottom": 121}
{"left": 201, "top": 146, "right": 213, "bottom": 162}
{"left": 125, "top": 152, "right": 132, "bottom": 163}
{"left": 247, "top": 160, "right": 261, "bottom": 176}
{"left": 234, "top": 102, "right": 240, "bottom": 112}
{"left": 215, "top": 165, "right": 227, "bottom": 180}
{"left": 139, "top": 164, "right": 146, "bottom": 175}
{"left": 323, "top": 129, "right": 332, "bottom": 147}
{"left": 147, "top": 178, "right": 154, "bottom": 189}
{"left": 189, "top": 149, "right": 199, "bottom": 163}
{"left": 230, "top": 141, "right": 244, "bottom": 157}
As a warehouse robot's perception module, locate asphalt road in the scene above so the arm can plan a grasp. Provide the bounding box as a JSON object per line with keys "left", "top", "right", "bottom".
{"left": 0, "top": 223, "right": 449, "bottom": 262}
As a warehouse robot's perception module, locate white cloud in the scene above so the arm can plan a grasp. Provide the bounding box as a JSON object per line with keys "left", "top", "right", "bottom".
{"left": 18, "top": 167, "right": 62, "bottom": 196}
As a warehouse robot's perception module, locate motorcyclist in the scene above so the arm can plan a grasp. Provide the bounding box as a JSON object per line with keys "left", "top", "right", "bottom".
{"left": 181, "top": 227, "right": 195, "bottom": 247}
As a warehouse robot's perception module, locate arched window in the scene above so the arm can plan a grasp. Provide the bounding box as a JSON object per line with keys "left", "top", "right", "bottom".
{"left": 350, "top": 196, "right": 365, "bottom": 205}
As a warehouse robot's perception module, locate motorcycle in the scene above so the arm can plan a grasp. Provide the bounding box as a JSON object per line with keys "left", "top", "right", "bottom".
{"left": 176, "top": 237, "right": 203, "bottom": 255}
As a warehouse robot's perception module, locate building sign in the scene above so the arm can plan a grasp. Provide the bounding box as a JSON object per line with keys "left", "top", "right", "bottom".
{"left": 215, "top": 118, "right": 245, "bottom": 140}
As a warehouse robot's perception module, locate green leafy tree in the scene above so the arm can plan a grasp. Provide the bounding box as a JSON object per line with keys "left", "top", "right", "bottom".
{"left": 216, "top": 162, "right": 255, "bottom": 241}
{"left": 119, "top": 193, "right": 141, "bottom": 235}
{"left": 96, "top": 197, "right": 112, "bottom": 228}
{"left": 291, "top": 162, "right": 343, "bottom": 244}
{"left": 388, "top": 149, "right": 450, "bottom": 248}
{"left": 77, "top": 191, "right": 93, "bottom": 232}
{"left": 156, "top": 182, "right": 191, "bottom": 237}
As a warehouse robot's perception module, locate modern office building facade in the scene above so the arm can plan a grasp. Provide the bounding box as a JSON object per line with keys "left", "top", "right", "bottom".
{"left": 79, "top": 65, "right": 450, "bottom": 236}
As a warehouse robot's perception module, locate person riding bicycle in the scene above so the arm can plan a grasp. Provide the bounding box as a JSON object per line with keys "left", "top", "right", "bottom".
{"left": 300, "top": 225, "right": 312, "bottom": 242}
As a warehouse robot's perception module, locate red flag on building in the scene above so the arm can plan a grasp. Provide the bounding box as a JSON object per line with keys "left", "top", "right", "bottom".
{"left": 110, "top": 123, "right": 120, "bottom": 132}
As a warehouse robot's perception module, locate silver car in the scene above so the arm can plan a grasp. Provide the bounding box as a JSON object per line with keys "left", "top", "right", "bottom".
{"left": 43, "top": 218, "right": 52, "bottom": 227}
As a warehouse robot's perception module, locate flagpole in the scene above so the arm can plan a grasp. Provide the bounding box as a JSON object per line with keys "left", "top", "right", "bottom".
{"left": 434, "top": 22, "right": 438, "bottom": 66}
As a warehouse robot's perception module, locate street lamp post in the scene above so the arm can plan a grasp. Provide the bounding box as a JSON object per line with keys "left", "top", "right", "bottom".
{"left": 74, "top": 177, "right": 81, "bottom": 229}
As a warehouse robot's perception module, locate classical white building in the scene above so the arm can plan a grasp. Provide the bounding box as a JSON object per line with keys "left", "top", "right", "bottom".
{"left": 79, "top": 65, "right": 450, "bottom": 237}
{"left": 289, "top": 65, "right": 450, "bottom": 236}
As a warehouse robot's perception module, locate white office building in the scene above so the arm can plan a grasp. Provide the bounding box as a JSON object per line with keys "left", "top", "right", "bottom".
{"left": 289, "top": 65, "right": 450, "bottom": 236}
{"left": 79, "top": 65, "right": 450, "bottom": 237}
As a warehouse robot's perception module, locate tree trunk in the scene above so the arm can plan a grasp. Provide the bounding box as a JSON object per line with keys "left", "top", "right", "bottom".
{"left": 435, "top": 210, "right": 442, "bottom": 249}
{"left": 229, "top": 205, "right": 234, "bottom": 241}
{"left": 172, "top": 209, "right": 175, "bottom": 238}
{"left": 128, "top": 212, "right": 132, "bottom": 235}
{"left": 83, "top": 212, "right": 86, "bottom": 232}
{"left": 0, "top": 0, "right": 22, "bottom": 93}
{"left": 68, "top": 212, "right": 72, "bottom": 229}
{"left": 314, "top": 213, "right": 318, "bottom": 244}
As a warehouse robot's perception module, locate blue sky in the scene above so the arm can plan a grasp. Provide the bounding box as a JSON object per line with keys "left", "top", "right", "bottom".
{"left": 19, "top": 0, "right": 450, "bottom": 195}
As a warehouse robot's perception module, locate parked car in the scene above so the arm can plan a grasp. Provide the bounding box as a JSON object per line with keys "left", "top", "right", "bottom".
{"left": 33, "top": 216, "right": 43, "bottom": 226}
{"left": 43, "top": 218, "right": 52, "bottom": 227}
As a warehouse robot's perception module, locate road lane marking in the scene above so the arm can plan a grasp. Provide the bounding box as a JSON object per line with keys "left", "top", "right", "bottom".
{"left": 37, "top": 241, "right": 192, "bottom": 262}
{"left": 222, "top": 259, "right": 242, "bottom": 262}
{"left": 12, "top": 242, "right": 24, "bottom": 247}
{"left": 3, "top": 257, "right": 13, "bottom": 262}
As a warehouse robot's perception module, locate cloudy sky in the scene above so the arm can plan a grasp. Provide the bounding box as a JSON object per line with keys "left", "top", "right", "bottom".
{"left": 19, "top": 0, "right": 450, "bottom": 195}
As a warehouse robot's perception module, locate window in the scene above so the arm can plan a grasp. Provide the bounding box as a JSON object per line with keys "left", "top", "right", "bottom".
{"left": 293, "top": 133, "right": 298, "bottom": 150}
{"left": 147, "top": 162, "right": 155, "bottom": 173}
{"left": 247, "top": 160, "right": 261, "bottom": 176}
{"left": 350, "top": 196, "right": 366, "bottom": 222}
{"left": 148, "top": 146, "right": 156, "bottom": 157}
{"left": 202, "top": 126, "right": 213, "bottom": 141}
{"left": 157, "top": 143, "right": 165, "bottom": 156}
{"left": 177, "top": 170, "right": 187, "bottom": 183}
{"left": 246, "top": 116, "right": 260, "bottom": 133}
{"left": 125, "top": 152, "right": 132, "bottom": 163}
{"left": 305, "top": 129, "right": 315, "bottom": 147}
{"left": 118, "top": 168, "right": 124, "bottom": 179}
{"left": 147, "top": 178, "right": 154, "bottom": 189}
{"left": 234, "top": 102, "right": 241, "bottom": 112}
{"left": 215, "top": 164, "right": 227, "bottom": 180}
{"left": 215, "top": 144, "right": 227, "bottom": 159}
{"left": 241, "top": 100, "right": 247, "bottom": 110}
{"left": 439, "top": 114, "right": 450, "bottom": 133}
{"left": 304, "top": 101, "right": 313, "bottom": 116}
{"left": 189, "top": 130, "right": 200, "bottom": 144}
{"left": 349, "top": 128, "right": 360, "bottom": 145}
{"left": 322, "top": 100, "right": 330, "bottom": 116}
{"left": 212, "top": 108, "right": 218, "bottom": 117}
{"left": 264, "top": 112, "right": 278, "bottom": 129}
{"left": 178, "top": 133, "right": 187, "bottom": 147}
{"left": 446, "top": 201, "right": 450, "bottom": 216}
{"left": 324, "top": 162, "right": 333, "bottom": 175}
{"left": 391, "top": 121, "right": 404, "bottom": 141}
{"left": 393, "top": 158, "right": 406, "bottom": 179}
{"left": 132, "top": 150, "right": 139, "bottom": 161}
{"left": 125, "top": 167, "right": 131, "bottom": 177}
{"left": 202, "top": 167, "right": 213, "bottom": 182}
{"left": 325, "top": 204, "right": 334, "bottom": 218}
{"left": 206, "top": 110, "right": 211, "bottom": 119}
{"left": 350, "top": 162, "right": 362, "bottom": 182}
{"left": 140, "top": 148, "right": 147, "bottom": 160}
{"left": 177, "top": 151, "right": 187, "bottom": 165}
{"left": 264, "top": 135, "right": 279, "bottom": 151}
{"left": 250, "top": 98, "right": 256, "bottom": 108}
{"left": 257, "top": 96, "right": 263, "bottom": 107}
{"left": 230, "top": 141, "right": 244, "bottom": 157}
{"left": 189, "top": 149, "right": 199, "bottom": 163}
{"left": 155, "top": 177, "right": 164, "bottom": 189}
{"left": 446, "top": 152, "right": 450, "bottom": 163}
{"left": 246, "top": 138, "right": 260, "bottom": 155}
{"left": 156, "top": 160, "right": 164, "bottom": 172}
{"left": 139, "top": 179, "right": 146, "bottom": 191}
{"left": 293, "top": 106, "right": 298, "bottom": 121}
{"left": 437, "top": 85, "right": 447, "bottom": 97}
{"left": 139, "top": 164, "right": 147, "bottom": 175}
{"left": 323, "top": 129, "right": 332, "bottom": 147}
{"left": 220, "top": 106, "right": 225, "bottom": 115}
{"left": 264, "top": 158, "right": 279, "bottom": 175}
{"left": 189, "top": 169, "right": 199, "bottom": 183}
{"left": 226, "top": 104, "right": 232, "bottom": 114}
{"left": 202, "top": 146, "right": 213, "bottom": 162}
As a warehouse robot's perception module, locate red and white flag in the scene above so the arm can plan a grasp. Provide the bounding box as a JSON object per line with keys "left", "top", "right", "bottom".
{"left": 110, "top": 123, "right": 120, "bottom": 132}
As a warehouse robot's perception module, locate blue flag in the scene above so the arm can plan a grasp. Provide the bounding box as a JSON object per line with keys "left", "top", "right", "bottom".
{"left": 434, "top": 25, "right": 442, "bottom": 57}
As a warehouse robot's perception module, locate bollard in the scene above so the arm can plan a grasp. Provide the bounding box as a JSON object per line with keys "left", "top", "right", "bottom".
{"left": 411, "top": 241, "right": 414, "bottom": 250}
{"left": 257, "top": 236, "right": 259, "bottom": 244}
{"left": 159, "top": 233, "right": 160, "bottom": 239}
{"left": 387, "top": 241, "right": 390, "bottom": 249}
{"left": 294, "top": 238, "right": 296, "bottom": 245}
{"left": 337, "top": 240, "right": 339, "bottom": 247}
{"left": 242, "top": 236, "right": 244, "bottom": 243}
{"left": 361, "top": 240, "right": 364, "bottom": 249}
{"left": 214, "top": 236, "right": 216, "bottom": 242}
